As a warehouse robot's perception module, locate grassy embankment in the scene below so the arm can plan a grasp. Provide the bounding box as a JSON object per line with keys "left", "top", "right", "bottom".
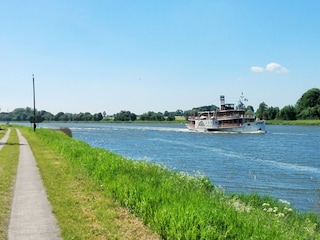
{"left": 16, "top": 126, "right": 320, "bottom": 239}
{"left": 266, "top": 119, "right": 320, "bottom": 125}
{"left": 0, "top": 127, "right": 20, "bottom": 239}
{"left": 19, "top": 126, "right": 159, "bottom": 239}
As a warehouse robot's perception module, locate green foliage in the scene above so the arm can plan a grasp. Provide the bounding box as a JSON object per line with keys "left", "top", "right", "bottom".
{"left": 139, "top": 111, "right": 165, "bottom": 121}
{"left": 183, "top": 109, "right": 198, "bottom": 120}
{"left": 245, "top": 105, "right": 255, "bottom": 113}
{"left": 183, "top": 105, "right": 218, "bottom": 120}
{"left": 166, "top": 115, "right": 175, "bottom": 121}
{"left": 265, "top": 106, "right": 280, "bottom": 120}
{"left": 277, "top": 105, "right": 297, "bottom": 120}
{"left": 266, "top": 119, "right": 320, "bottom": 125}
{"left": 0, "top": 108, "right": 104, "bottom": 122}
{"left": 0, "top": 107, "right": 33, "bottom": 121}
{"left": 256, "top": 102, "right": 268, "bottom": 119}
{"left": 114, "top": 111, "right": 137, "bottom": 121}
{"left": 296, "top": 88, "right": 320, "bottom": 119}
{"left": 26, "top": 127, "right": 320, "bottom": 240}
{"left": 254, "top": 88, "right": 320, "bottom": 121}
{"left": 29, "top": 115, "right": 45, "bottom": 123}
{"left": 195, "top": 105, "right": 219, "bottom": 112}
{"left": 38, "top": 110, "right": 55, "bottom": 120}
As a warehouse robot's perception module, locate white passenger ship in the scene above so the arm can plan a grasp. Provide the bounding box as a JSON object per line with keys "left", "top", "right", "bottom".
{"left": 186, "top": 95, "right": 266, "bottom": 133}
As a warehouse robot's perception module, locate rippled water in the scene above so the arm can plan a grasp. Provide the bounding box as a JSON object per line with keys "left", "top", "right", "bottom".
{"left": 39, "top": 122, "right": 320, "bottom": 213}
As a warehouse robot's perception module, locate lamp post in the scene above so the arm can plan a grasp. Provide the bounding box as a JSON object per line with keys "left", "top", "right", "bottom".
{"left": 33, "top": 74, "right": 36, "bottom": 132}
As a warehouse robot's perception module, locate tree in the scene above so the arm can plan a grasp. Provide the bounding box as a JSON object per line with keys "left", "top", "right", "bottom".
{"left": 183, "top": 109, "right": 198, "bottom": 120}
{"left": 114, "top": 111, "right": 136, "bottom": 121}
{"left": 139, "top": 111, "right": 164, "bottom": 121}
{"left": 256, "top": 102, "right": 268, "bottom": 119}
{"left": 166, "top": 112, "right": 176, "bottom": 121}
{"left": 93, "top": 113, "right": 103, "bottom": 121}
{"left": 10, "top": 107, "right": 32, "bottom": 121}
{"left": 246, "top": 105, "right": 255, "bottom": 113}
{"left": 296, "top": 88, "right": 320, "bottom": 119}
{"left": 129, "top": 112, "right": 137, "bottom": 121}
{"left": 83, "top": 112, "right": 93, "bottom": 121}
{"left": 175, "top": 109, "right": 184, "bottom": 116}
{"left": 38, "top": 110, "right": 54, "bottom": 121}
{"left": 277, "top": 105, "right": 296, "bottom": 120}
{"left": 244, "top": 105, "right": 255, "bottom": 116}
{"left": 265, "top": 107, "right": 280, "bottom": 120}
{"left": 54, "top": 112, "right": 65, "bottom": 121}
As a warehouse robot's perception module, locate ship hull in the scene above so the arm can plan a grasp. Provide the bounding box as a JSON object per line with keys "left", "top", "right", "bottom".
{"left": 186, "top": 120, "right": 266, "bottom": 133}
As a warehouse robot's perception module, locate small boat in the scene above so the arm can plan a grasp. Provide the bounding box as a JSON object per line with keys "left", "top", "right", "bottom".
{"left": 186, "top": 95, "right": 266, "bottom": 133}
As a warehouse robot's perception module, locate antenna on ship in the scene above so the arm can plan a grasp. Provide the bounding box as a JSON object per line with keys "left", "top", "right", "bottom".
{"left": 238, "top": 92, "right": 247, "bottom": 110}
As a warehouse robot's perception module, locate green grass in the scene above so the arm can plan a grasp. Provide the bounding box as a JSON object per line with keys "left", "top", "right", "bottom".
{"left": 0, "top": 128, "right": 19, "bottom": 239}
{"left": 0, "top": 126, "right": 6, "bottom": 138}
{"left": 17, "top": 126, "right": 320, "bottom": 239}
{"left": 267, "top": 119, "right": 320, "bottom": 125}
{"left": 19, "top": 126, "right": 158, "bottom": 240}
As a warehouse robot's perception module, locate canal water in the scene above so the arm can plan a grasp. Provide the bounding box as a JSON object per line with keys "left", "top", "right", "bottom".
{"left": 38, "top": 122, "right": 320, "bottom": 214}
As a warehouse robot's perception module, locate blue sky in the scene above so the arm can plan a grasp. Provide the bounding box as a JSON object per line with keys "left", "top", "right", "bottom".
{"left": 1, "top": 1, "right": 319, "bottom": 115}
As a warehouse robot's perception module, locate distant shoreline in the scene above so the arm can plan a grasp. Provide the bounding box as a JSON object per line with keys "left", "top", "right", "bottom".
{"left": 266, "top": 119, "right": 320, "bottom": 125}
{"left": 2, "top": 119, "right": 320, "bottom": 126}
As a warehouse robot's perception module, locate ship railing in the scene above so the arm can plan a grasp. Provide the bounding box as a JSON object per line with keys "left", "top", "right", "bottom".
{"left": 188, "top": 116, "right": 215, "bottom": 121}
{"left": 219, "top": 123, "right": 241, "bottom": 128}
{"left": 217, "top": 114, "right": 255, "bottom": 120}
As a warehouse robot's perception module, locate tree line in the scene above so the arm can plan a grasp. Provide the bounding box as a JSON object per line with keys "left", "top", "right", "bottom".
{"left": 1, "top": 88, "right": 319, "bottom": 122}
{"left": 255, "top": 88, "right": 320, "bottom": 120}
{"left": 0, "top": 108, "right": 104, "bottom": 122}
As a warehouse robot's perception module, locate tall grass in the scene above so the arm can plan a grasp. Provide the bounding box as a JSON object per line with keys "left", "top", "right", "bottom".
{"left": 0, "top": 128, "right": 19, "bottom": 239}
{"left": 267, "top": 119, "right": 320, "bottom": 125}
{"left": 19, "top": 127, "right": 158, "bottom": 239}
{"left": 21, "top": 127, "right": 319, "bottom": 239}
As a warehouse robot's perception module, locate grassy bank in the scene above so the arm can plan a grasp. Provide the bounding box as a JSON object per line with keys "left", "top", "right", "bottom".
{"left": 266, "top": 119, "right": 320, "bottom": 125}
{"left": 0, "top": 128, "right": 20, "bottom": 239}
{"left": 19, "top": 127, "right": 158, "bottom": 239}
{"left": 19, "top": 126, "right": 320, "bottom": 239}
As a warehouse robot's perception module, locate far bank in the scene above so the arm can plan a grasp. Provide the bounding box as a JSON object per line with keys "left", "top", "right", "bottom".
{"left": 266, "top": 119, "right": 320, "bottom": 125}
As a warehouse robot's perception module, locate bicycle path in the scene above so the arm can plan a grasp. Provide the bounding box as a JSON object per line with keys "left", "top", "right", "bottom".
{"left": 8, "top": 129, "right": 61, "bottom": 240}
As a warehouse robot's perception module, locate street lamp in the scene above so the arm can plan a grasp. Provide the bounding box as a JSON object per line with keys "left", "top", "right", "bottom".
{"left": 33, "top": 74, "right": 36, "bottom": 132}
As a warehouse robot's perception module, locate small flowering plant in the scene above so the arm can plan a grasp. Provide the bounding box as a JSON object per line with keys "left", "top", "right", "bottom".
{"left": 262, "top": 199, "right": 293, "bottom": 217}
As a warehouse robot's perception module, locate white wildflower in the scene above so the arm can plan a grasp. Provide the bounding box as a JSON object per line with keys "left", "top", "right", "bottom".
{"left": 267, "top": 208, "right": 273, "bottom": 213}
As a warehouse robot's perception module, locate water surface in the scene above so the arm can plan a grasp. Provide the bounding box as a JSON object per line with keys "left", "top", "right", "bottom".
{"left": 39, "top": 122, "right": 320, "bottom": 213}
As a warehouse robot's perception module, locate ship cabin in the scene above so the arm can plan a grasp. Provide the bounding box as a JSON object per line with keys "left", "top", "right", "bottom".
{"left": 187, "top": 95, "right": 256, "bottom": 129}
{"left": 217, "top": 102, "right": 255, "bottom": 127}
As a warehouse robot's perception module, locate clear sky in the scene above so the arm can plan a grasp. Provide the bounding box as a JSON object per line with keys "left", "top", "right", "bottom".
{"left": 1, "top": 1, "right": 319, "bottom": 115}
